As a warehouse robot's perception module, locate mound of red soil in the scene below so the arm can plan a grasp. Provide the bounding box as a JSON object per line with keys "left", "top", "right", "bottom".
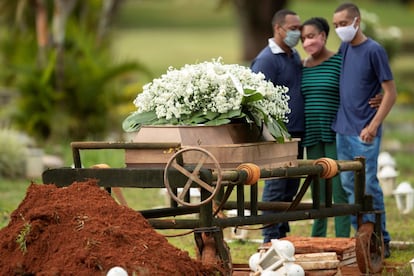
{"left": 0, "top": 180, "right": 218, "bottom": 275}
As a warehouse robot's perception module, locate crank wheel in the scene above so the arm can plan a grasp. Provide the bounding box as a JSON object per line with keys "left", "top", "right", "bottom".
{"left": 355, "top": 222, "right": 384, "bottom": 274}
{"left": 164, "top": 147, "right": 222, "bottom": 207}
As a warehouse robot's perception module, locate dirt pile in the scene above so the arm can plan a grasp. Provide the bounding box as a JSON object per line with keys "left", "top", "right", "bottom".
{"left": 0, "top": 180, "right": 218, "bottom": 275}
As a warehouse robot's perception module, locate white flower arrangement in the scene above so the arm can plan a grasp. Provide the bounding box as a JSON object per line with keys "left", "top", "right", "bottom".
{"left": 122, "top": 58, "right": 291, "bottom": 142}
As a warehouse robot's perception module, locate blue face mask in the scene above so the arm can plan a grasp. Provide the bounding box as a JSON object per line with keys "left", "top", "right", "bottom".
{"left": 284, "top": 29, "right": 301, "bottom": 48}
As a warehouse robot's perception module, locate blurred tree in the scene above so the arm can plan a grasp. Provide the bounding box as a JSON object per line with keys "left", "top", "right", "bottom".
{"left": 221, "top": 0, "right": 288, "bottom": 61}
{"left": 0, "top": 0, "right": 149, "bottom": 141}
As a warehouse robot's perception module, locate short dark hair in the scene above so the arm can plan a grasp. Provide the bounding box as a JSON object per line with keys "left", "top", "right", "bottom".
{"left": 272, "top": 9, "right": 297, "bottom": 27}
{"left": 302, "top": 17, "right": 330, "bottom": 37}
{"left": 335, "top": 2, "right": 360, "bottom": 18}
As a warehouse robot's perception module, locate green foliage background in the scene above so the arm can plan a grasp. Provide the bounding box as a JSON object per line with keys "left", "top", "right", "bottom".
{"left": 0, "top": 1, "right": 150, "bottom": 142}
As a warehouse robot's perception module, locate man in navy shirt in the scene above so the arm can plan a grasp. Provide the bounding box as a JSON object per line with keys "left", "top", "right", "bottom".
{"left": 251, "top": 9, "right": 304, "bottom": 243}
{"left": 332, "top": 2, "right": 397, "bottom": 258}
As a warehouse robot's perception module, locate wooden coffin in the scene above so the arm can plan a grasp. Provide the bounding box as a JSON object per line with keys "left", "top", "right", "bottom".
{"left": 124, "top": 124, "right": 299, "bottom": 169}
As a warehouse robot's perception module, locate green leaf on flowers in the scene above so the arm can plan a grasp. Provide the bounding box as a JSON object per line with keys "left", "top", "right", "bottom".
{"left": 242, "top": 89, "right": 263, "bottom": 104}
{"left": 204, "top": 111, "right": 221, "bottom": 121}
{"left": 247, "top": 111, "right": 263, "bottom": 128}
{"left": 275, "top": 118, "right": 290, "bottom": 138}
{"left": 204, "top": 118, "right": 231, "bottom": 126}
{"left": 217, "top": 109, "right": 243, "bottom": 119}
{"left": 242, "top": 88, "right": 257, "bottom": 95}
{"left": 266, "top": 120, "right": 290, "bottom": 143}
{"left": 201, "top": 109, "right": 242, "bottom": 122}
{"left": 247, "top": 108, "right": 266, "bottom": 124}
{"left": 183, "top": 115, "right": 207, "bottom": 125}
{"left": 184, "top": 111, "right": 204, "bottom": 120}
{"left": 190, "top": 117, "right": 209, "bottom": 124}
{"left": 152, "top": 117, "right": 178, "bottom": 125}
{"left": 122, "top": 111, "right": 158, "bottom": 132}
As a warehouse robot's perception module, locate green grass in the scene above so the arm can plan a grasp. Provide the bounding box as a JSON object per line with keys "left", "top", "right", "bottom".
{"left": 111, "top": 28, "right": 242, "bottom": 81}
{"left": 116, "top": 0, "right": 414, "bottom": 31}
{"left": 0, "top": 179, "right": 31, "bottom": 228}
{"left": 115, "top": 0, "right": 235, "bottom": 29}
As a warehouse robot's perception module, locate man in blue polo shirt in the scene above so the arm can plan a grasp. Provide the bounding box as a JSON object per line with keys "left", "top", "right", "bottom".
{"left": 332, "top": 3, "right": 397, "bottom": 258}
{"left": 251, "top": 9, "right": 304, "bottom": 243}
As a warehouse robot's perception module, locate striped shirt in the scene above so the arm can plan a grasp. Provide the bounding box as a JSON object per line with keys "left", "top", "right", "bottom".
{"left": 301, "top": 53, "right": 341, "bottom": 147}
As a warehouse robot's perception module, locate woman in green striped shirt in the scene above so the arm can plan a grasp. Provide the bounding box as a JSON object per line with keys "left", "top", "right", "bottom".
{"left": 300, "top": 17, "right": 350, "bottom": 237}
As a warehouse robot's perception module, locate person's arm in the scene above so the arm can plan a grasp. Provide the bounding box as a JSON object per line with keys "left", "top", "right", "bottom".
{"left": 360, "top": 80, "right": 397, "bottom": 142}
{"left": 369, "top": 93, "right": 383, "bottom": 109}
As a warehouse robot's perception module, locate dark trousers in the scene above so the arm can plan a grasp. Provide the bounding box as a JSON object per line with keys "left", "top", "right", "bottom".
{"left": 262, "top": 132, "right": 303, "bottom": 242}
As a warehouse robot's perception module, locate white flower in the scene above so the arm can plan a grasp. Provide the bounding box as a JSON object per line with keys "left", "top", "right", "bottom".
{"left": 123, "top": 58, "right": 291, "bottom": 142}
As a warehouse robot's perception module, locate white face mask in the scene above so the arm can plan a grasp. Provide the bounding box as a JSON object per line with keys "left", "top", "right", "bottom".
{"left": 335, "top": 17, "right": 359, "bottom": 43}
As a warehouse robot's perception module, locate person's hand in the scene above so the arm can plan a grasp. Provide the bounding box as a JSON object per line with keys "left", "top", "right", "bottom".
{"left": 360, "top": 127, "right": 377, "bottom": 143}
{"left": 369, "top": 93, "right": 383, "bottom": 109}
